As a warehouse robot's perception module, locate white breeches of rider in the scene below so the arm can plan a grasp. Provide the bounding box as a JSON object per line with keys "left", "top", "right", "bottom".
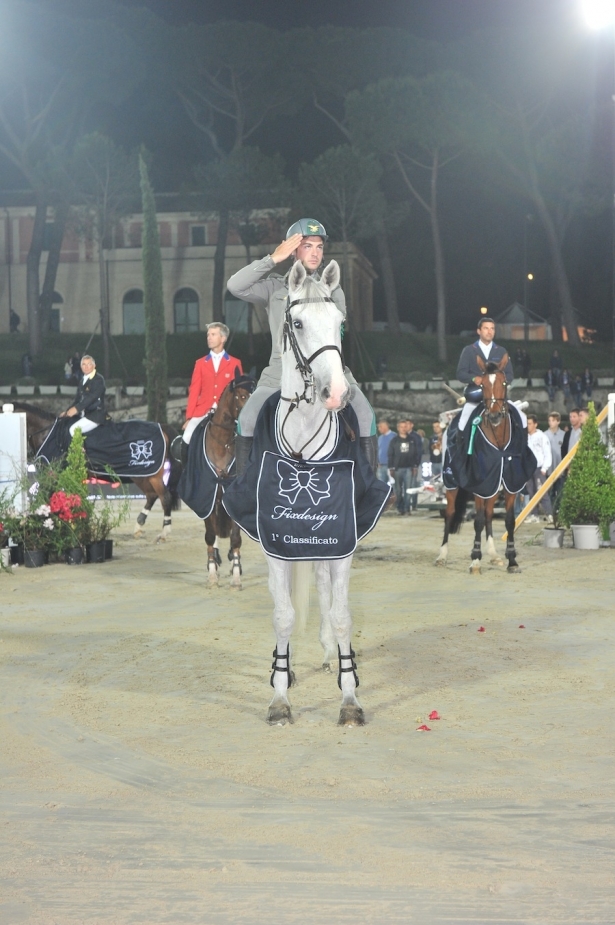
{"left": 182, "top": 414, "right": 207, "bottom": 444}
{"left": 69, "top": 417, "right": 99, "bottom": 437}
{"left": 238, "top": 384, "right": 375, "bottom": 437}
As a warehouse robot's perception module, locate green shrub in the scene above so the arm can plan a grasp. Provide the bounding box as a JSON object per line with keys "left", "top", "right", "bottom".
{"left": 559, "top": 402, "right": 615, "bottom": 529}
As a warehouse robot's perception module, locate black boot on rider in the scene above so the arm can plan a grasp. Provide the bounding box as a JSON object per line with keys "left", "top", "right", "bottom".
{"left": 180, "top": 439, "right": 189, "bottom": 467}
{"left": 234, "top": 434, "right": 253, "bottom": 477}
{"left": 359, "top": 435, "right": 379, "bottom": 475}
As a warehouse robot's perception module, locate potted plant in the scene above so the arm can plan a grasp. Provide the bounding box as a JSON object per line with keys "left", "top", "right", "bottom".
{"left": 5, "top": 500, "right": 57, "bottom": 567}
{"left": 559, "top": 402, "right": 615, "bottom": 549}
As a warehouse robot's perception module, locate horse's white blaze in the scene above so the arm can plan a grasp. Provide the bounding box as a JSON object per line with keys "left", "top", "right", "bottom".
{"left": 489, "top": 373, "right": 496, "bottom": 385}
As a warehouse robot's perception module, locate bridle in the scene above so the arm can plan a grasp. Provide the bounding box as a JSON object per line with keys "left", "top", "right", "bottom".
{"left": 281, "top": 297, "right": 344, "bottom": 406}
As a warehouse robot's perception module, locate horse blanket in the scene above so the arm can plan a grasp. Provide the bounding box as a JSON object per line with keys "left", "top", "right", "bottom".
{"left": 443, "top": 403, "right": 536, "bottom": 499}
{"left": 223, "top": 393, "right": 390, "bottom": 560}
{"left": 37, "top": 418, "right": 166, "bottom": 479}
{"left": 177, "top": 417, "right": 235, "bottom": 519}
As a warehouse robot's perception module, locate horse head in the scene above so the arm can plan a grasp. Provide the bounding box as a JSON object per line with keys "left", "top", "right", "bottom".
{"left": 283, "top": 260, "right": 349, "bottom": 411}
{"left": 476, "top": 353, "right": 509, "bottom": 425}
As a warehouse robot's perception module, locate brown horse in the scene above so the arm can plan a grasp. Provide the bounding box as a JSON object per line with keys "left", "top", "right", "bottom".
{"left": 15, "top": 402, "right": 182, "bottom": 542}
{"left": 435, "top": 354, "right": 520, "bottom": 574}
{"left": 198, "top": 376, "right": 254, "bottom": 588}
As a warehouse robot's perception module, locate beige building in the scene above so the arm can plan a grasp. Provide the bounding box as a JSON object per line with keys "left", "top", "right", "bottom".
{"left": 0, "top": 196, "right": 376, "bottom": 336}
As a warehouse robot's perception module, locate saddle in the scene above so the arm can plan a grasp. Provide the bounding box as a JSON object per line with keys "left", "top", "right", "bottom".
{"left": 443, "top": 403, "right": 536, "bottom": 499}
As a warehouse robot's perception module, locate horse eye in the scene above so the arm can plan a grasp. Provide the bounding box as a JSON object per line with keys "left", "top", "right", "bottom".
{"left": 293, "top": 320, "right": 303, "bottom": 330}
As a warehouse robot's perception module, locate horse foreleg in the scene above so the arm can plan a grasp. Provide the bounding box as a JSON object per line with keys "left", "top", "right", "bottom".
{"left": 156, "top": 481, "right": 173, "bottom": 543}
{"left": 134, "top": 489, "right": 156, "bottom": 537}
{"left": 470, "top": 499, "right": 485, "bottom": 574}
{"left": 504, "top": 493, "right": 520, "bottom": 572}
{"left": 266, "top": 557, "right": 294, "bottom": 725}
{"left": 229, "top": 520, "right": 242, "bottom": 590}
{"left": 204, "top": 518, "right": 220, "bottom": 586}
{"left": 327, "top": 556, "right": 363, "bottom": 727}
{"left": 484, "top": 496, "right": 504, "bottom": 566}
{"left": 314, "top": 561, "right": 336, "bottom": 670}
{"left": 435, "top": 489, "right": 456, "bottom": 566}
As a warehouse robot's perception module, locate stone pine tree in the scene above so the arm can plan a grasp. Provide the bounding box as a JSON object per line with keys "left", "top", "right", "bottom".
{"left": 139, "top": 153, "right": 167, "bottom": 424}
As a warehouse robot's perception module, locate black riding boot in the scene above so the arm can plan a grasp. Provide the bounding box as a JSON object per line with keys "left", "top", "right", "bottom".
{"left": 360, "top": 435, "right": 379, "bottom": 474}
{"left": 234, "top": 434, "right": 253, "bottom": 477}
{"left": 180, "top": 439, "right": 189, "bottom": 466}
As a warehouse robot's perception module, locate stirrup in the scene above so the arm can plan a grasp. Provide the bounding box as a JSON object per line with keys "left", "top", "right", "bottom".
{"left": 337, "top": 646, "right": 359, "bottom": 690}
{"left": 270, "top": 644, "right": 293, "bottom": 688}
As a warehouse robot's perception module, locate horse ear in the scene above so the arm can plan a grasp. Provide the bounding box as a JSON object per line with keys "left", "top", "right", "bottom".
{"left": 476, "top": 356, "right": 486, "bottom": 372}
{"left": 288, "top": 260, "right": 307, "bottom": 293}
{"left": 321, "top": 260, "right": 340, "bottom": 292}
{"left": 497, "top": 352, "right": 509, "bottom": 372}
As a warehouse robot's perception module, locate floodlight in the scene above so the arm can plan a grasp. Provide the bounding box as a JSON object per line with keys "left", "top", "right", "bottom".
{"left": 581, "top": 0, "right": 615, "bottom": 29}
{"left": 480, "top": 306, "right": 488, "bottom": 315}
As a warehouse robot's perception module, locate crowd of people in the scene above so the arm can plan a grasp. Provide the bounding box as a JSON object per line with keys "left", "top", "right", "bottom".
{"left": 543, "top": 350, "right": 594, "bottom": 405}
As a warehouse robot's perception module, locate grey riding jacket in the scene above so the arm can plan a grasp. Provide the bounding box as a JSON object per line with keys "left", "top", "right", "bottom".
{"left": 226, "top": 255, "right": 355, "bottom": 389}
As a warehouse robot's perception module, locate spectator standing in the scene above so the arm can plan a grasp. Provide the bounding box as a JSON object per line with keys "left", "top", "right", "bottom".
{"left": 429, "top": 421, "right": 444, "bottom": 476}
{"left": 71, "top": 351, "right": 82, "bottom": 384}
{"left": 573, "top": 374, "right": 583, "bottom": 405}
{"left": 9, "top": 309, "right": 20, "bottom": 332}
{"left": 388, "top": 418, "right": 422, "bottom": 515}
{"left": 63, "top": 357, "right": 73, "bottom": 382}
{"left": 405, "top": 418, "right": 424, "bottom": 511}
{"left": 21, "top": 353, "right": 32, "bottom": 377}
{"left": 376, "top": 419, "right": 396, "bottom": 485}
{"left": 549, "top": 349, "right": 562, "bottom": 375}
{"left": 582, "top": 367, "right": 594, "bottom": 398}
{"left": 545, "top": 412, "right": 565, "bottom": 472}
{"left": 524, "top": 414, "right": 553, "bottom": 523}
{"left": 560, "top": 368, "right": 571, "bottom": 403}
{"left": 561, "top": 408, "right": 582, "bottom": 456}
{"left": 544, "top": 368, "right": 557, "bottom": 403}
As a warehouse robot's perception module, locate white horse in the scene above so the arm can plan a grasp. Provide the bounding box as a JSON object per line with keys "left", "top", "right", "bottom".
{"left": 262, "top": 260, "right": 364, "bottom": 727}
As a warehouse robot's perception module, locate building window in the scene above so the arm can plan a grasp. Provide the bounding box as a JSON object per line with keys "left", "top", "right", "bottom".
{"left": 123, "top": 289, "right": 145, "bottom": 334}
{"left": 174, "top": 288, "right": 199, "bottom": 333}
{"left": 190, "top": 225, "right": 206, "bottom": 246}
{"left": 50, "top": 291, "right": 63, "bottom": 333}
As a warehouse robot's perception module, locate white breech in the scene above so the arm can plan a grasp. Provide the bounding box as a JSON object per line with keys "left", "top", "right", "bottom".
{"left": 69, "top": 417, "right": 99, "bottom": 437}
{"left": 182, "top": 414, "right": 207, "bottom": 443}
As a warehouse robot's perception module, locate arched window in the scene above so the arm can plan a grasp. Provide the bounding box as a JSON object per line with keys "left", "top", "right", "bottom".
{"left": 50, "top": 291, "right": 63, "bottom": 333}
{"left": 174, "top": 288, "right": 199, "bottom": 333}
{"left": 123, "top": 289, "right": 145, "bottom": 334}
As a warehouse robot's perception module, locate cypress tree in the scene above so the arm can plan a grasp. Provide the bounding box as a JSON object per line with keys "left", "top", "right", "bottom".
{"left": 139, "top": 153, "right": 167, "bottom": 423}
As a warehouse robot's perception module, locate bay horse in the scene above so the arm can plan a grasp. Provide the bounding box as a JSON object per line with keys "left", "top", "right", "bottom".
{"left": 199, "top": 374, "right": 255, "bottom": 588}
{"left": 14, "top": 402, "right": 182, "bottom": 542}
{"left": 223, "top": 259, "right": 389, "bottom": 727}
{"left": 435, "top": 355, "right": 520, "bottom": 574}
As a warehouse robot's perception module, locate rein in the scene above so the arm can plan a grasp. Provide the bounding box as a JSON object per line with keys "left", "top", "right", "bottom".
{"left": 281, "top": 296, "right": 344, "bottom": 406}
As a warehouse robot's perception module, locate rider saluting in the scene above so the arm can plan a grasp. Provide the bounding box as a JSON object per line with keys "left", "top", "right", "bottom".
{"left": 59, "top": 354, "right": 107, "bottom": 437}
{"left": 226, "top": 218, "right": 377, "bottom": 473}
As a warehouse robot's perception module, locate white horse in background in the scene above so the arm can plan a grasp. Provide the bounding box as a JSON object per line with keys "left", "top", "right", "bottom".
{"left": 235, "top": 259, "right": 366, "bottom": 727}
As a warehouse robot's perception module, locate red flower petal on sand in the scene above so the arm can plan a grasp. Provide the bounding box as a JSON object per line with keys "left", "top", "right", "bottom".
{"left": 429, "top": 711, "right": 440, "bottom": 721}
{"left": 416, "top": 724, "right": 431, "bottom": 731}
{"left": 478, "top": 626, "right": 486, "bottom": 632}
{"left": 519, "top": 624, "right": 525, "bottom": 629}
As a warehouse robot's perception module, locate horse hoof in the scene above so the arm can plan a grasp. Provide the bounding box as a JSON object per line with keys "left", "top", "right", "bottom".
{"left": 435, "top": 557, "right": 447, "bottom": 567}
{"left": 469, "top": 564, "right": 481, "bottom": 575}
{"left": 133, "top": 527, "right": 143, "bottom": 538}
{"left": 507, "top": 565, "right": 521, "bottom": 573}
{"left": 338, "top": 705, "right": 365, "bottom": 727}
{"left": 491, "top": 557, "right": 504, "bottom": 567}
{"left": 267, "top": 702, "right": 293, "bottom": 725}
{"left": 322, "top": 662, "right": 331, "bottom": 673}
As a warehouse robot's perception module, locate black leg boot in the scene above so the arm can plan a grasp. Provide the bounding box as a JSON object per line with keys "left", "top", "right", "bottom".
{"left": 359, "top": 435, "right": 379, "bottom": 474}
{"left": 234, "top": 434, "right": 253, "bottom": 477}
{"left": 180, "top": 439, "right": 189, "bottom": 466}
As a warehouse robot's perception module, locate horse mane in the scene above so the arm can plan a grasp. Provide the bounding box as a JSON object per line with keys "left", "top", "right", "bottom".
{"left": 11, "top": 401, "right": 56, "bottom": 420}
{"left": 485, "top": 361, "right": 500, "bottom": 374}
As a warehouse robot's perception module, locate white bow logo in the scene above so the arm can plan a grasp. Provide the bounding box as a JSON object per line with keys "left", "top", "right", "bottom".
{"left": 277, "top": 459, "right": 333, "bottom": 506}
{"left": 130, "top": 440, "right": 153, "bottom": 463}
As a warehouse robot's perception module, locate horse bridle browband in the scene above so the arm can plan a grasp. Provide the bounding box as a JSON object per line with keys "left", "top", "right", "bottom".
{"left": 281, "top": 296, "right": 344, "bottom": 406}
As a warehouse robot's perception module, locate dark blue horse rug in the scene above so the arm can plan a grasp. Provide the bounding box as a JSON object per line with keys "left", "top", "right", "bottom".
{"left": 177, "top": 417, "right": 235, "bottom": 519}
{"left": 223, "top": 393, "right": 390, "bottom": 560}
{"left": 443, "top": 403, "right": 536, "bottom": 499}
{"left": 37, "top": 418, "right": 166, "bottom": 479}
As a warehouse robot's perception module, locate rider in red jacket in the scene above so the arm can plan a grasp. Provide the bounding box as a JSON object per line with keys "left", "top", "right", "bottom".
{"left": 182, "top": 323, "right": 243, "bottom": 448}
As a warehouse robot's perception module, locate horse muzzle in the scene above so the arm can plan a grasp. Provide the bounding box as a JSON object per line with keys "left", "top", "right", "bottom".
{"left": 319, "top": 381, "right": 350, "bottom": 411}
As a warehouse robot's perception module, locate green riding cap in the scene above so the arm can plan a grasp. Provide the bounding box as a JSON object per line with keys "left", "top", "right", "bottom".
{"left": 286, "top": 218, "right": 328, "bottom": 240}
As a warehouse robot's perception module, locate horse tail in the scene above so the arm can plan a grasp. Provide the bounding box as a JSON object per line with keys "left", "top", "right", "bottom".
{"left": 291, "top": 562, "right": 312, "bottom": 634}
{"left": 450, "top": 488, "right": 471, "bottom": 535}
